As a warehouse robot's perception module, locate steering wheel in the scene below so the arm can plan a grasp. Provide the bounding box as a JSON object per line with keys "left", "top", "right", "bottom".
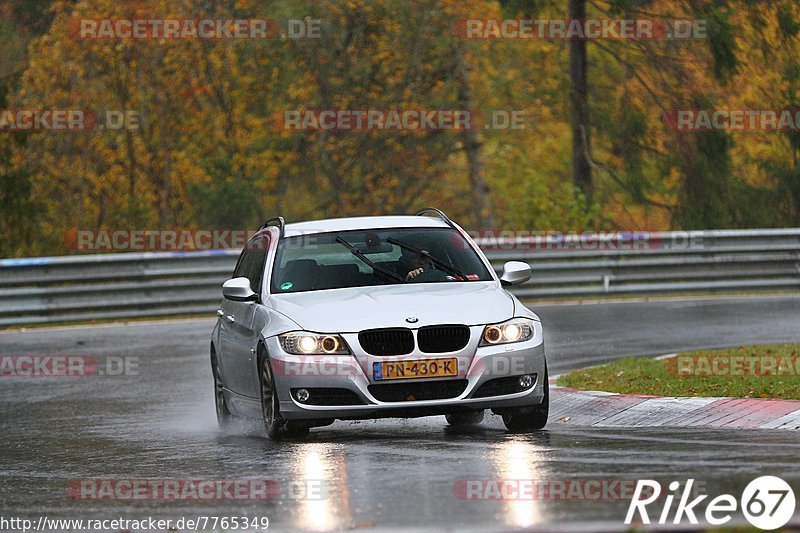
{"left": 409, "top": 269, "right": 449, "bottom": 283}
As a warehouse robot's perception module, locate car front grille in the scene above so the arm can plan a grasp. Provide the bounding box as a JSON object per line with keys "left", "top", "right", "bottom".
{"left": 417, "top": 325, "right": 470, "bottom": 353}
{"left": 471, "top": 374, "right": 537, "bottom": 398}
{"left": 358, "top": 325, "right": 470, "bottom": 355}
{"left": 358, "top": 328, "right": 414, "bottom": 356}
{"left": 368, "top": 379, "right": 468, "bottom": 402}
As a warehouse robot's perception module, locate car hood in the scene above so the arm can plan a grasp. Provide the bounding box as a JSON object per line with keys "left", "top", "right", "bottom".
{"left": 268, "top": 282, "right": 515, "bottom": 333}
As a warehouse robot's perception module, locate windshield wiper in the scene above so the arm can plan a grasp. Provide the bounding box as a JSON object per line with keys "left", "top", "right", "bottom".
{"left": 335, "top": 236, "right": 407, "bottom": 284}
{"left": 386, "top": 238, "right": 469, "bottom": 281}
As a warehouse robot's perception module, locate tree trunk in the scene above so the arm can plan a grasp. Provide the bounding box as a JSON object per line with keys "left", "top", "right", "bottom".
{"left": 568, "top": 0, "right": 592, "bottom": 201}
{"left": 455, "top": 45, "right": 494, "bottom": 229}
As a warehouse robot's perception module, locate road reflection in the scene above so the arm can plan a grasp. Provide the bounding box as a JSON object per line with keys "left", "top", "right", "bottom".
{"left": 291, "top": 442, "right": 351, "bottom": 531}
{"left": 491, "top": 437, "right": 551, "bottom": 527}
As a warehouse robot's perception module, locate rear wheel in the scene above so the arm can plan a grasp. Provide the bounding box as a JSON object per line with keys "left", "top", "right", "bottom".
{"left": 211, "top": 348, "right": 233, "bottom": 428}
{"left": 445, "top": 410, "right": 485, "bottom": 427}
{"left": 259, "top": 348, "right": 309, "bottom": 440}
{"left": 502, "top": 368, "right": 549, "bottom": 433}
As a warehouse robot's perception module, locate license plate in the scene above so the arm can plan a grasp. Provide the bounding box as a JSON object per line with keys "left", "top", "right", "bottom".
{"left": 373, "top": 358, "right": 458, "bottom": 380}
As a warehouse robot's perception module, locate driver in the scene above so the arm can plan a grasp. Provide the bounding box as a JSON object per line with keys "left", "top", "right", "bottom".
{"left": 401, "top": 249, "right": 433, "bottom": 281}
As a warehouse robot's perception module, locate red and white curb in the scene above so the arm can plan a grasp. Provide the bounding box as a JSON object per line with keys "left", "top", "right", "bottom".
{"left": 548, "top": 383, "right": 800, "bottom": 430}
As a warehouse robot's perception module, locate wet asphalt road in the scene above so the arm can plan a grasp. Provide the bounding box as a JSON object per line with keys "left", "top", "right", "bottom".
{"left": 2, "top": 295, "right": 800, "bottom": 531}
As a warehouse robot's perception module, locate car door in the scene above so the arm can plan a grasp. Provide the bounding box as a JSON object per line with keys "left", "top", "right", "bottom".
{"left": 218, "top": 235, "right": 269, "bottom": 398}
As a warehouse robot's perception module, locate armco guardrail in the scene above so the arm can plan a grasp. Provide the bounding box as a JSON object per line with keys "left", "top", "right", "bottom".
{"left": 0, "top": 229, "right": 799, "bottom": 327}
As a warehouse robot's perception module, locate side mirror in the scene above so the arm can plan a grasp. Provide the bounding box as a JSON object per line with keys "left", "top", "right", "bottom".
{"left": 500, "top": 261, "right": 531, "bottom": 286}
{"left": 222, "top": 277, "right": 257, "bottom": 302}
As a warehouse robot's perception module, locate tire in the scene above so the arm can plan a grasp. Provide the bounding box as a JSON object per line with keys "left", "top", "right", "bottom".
{"left": 445, "top": 409, "right": 485, "bottom": 427}
{"left": 211, "top": 348, "right": 233, "bottom": 429}
{"left": 259, "top": 347, "right": 309, "bottom": 440}
{"left": 259, "top": 349, "right": 283, "bottom": 440}
{"left": 502, "top": 367, "right": 549, "bottom": 433}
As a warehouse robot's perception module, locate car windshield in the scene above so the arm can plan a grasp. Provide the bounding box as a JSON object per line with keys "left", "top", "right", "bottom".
{"left": 270, "top": 228, "right": 493, "bottom": 293}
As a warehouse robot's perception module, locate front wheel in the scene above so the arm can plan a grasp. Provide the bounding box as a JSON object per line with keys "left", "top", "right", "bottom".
{"left": 259, "top": 349, "right": 309, "bottom": 440}
{"left": 502, "top": 368, "right": 549, "bottom": 433}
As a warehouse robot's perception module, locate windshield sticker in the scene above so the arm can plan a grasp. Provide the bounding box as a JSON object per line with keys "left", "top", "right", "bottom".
{"left": 280, "top": 281, "right": 293, "bottom": 290}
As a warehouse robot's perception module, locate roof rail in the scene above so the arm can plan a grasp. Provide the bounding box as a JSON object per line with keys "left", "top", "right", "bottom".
{"left": 415, "top": 207, "right": 456, "bottom": 230}
{"left": 259, "top": 216, "right": 285, "bottom": 238}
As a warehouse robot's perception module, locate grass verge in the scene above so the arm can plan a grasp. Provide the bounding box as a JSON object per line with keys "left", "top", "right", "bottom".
{"left": 556, "top": 343, "right": 800, "bottom": 400}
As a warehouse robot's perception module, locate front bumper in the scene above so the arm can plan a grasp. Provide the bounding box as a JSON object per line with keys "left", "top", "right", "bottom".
{"left": 263, "top": 327, "right": 547, "bottom": 421}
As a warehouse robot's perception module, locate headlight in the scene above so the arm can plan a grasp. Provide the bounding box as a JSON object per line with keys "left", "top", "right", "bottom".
{"left": 479, "top": 318, "right": 535, "bottom": 346}
{"left": 279, "top": 332, "right": 351, "bottom": 355}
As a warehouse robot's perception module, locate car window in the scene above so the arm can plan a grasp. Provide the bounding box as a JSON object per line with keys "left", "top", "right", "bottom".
{"left": 271, "top": 228, "right": 492, "bottom": 294}
{"left": 233, "top": 234, "right": 269, "bottom": 294}
{"left": 232, "top": 252, "right": 248, "bottom": 279}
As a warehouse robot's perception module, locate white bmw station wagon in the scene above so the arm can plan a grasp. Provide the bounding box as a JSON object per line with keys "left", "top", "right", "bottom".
{"left": 210, "top": 208, "right": 548, "bottom": 439}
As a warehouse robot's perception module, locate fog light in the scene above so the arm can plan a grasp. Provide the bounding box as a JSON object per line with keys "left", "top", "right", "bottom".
{"left": 295, "top": 388, "right": 310, "bottom": 403}
{"left": 518, "top": 374, "right": 534, "bottom": 389}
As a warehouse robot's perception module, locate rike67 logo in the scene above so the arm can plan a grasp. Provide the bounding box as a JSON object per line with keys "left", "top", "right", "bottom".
{"left": 625, "top": 476, "right": 795, "bottom": 530}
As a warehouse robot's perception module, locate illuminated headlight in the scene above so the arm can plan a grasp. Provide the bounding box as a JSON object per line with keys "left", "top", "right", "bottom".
{"left": 279, "top": 332, "right": 350, "bottom": 355}
{"left": 479, "top": 318, "right": 535, "bottom": 346}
